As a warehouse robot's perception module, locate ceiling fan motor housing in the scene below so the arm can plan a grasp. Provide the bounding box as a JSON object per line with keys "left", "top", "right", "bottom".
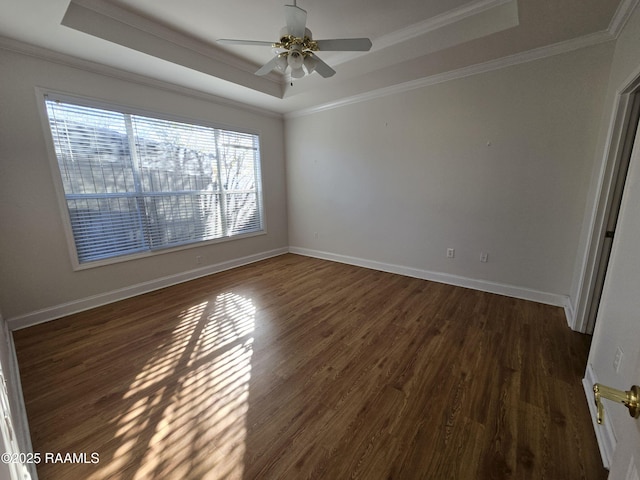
{"left": 277, "top": 27, "right": 317, "bottom": 51}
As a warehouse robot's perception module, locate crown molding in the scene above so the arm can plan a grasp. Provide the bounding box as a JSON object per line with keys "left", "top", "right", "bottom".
{"left": 1, "top": 0, "right": 632, "bottom": 119}
{"left": 62, "top": 0, "right": 285, "bottom": 97}
{"left": 0, "top": 36, "right": 283, "bottom": 120}
{"left": 607, "top": 0, "right": 640, "bottom": 38}
{"left": 375, "top": 0, "right": 515, "bottom": 52}
{"left": 68, "top": 0, "right": 281, "bottom": 83}
{"left": 328, "top": 0, "right": 517, "bottom": 68}
{"left": 286, "top": 30, "right": 615, "bottom": 119}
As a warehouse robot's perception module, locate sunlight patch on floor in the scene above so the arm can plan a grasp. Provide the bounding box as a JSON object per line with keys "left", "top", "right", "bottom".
{"left": 87, "top": 292, "right": 256, "bottom": 480}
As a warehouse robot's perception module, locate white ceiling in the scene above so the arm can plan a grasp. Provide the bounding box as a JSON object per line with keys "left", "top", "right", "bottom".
{"left": 0, "top": 0, "right": 631, "bottom": 114}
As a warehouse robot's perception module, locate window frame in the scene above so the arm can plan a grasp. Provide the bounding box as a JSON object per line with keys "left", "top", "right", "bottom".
{"left": 37, "top": 89, "right": 266, "bottom": 271}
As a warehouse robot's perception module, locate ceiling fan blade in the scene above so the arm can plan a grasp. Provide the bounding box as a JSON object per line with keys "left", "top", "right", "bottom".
{"left": 311, "top": 54, "right": 336, "bottom": 78}
{"left": 217, "top": 39, "right": 274, "bottom": 47}
{"left": 255, "top": 55, "right": 281, "bottom": 76}
{"left": 315, "top": 38, "right": 372, "bottom": 51}
{"left": 284, "top": 4, "right": 307, "bottom": 39}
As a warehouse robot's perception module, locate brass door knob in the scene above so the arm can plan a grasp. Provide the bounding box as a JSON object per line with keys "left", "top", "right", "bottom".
{"left": 593, "top": 383, "right": 640, "bottom": 424}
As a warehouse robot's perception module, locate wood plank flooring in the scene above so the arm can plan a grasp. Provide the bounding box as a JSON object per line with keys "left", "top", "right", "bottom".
{"left": 13, "top": 254, "right": 606, "bottom": 479}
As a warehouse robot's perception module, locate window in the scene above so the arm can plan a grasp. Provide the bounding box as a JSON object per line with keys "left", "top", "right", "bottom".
{"left": 44, "top": 96, "right": 264, "bottom": 266}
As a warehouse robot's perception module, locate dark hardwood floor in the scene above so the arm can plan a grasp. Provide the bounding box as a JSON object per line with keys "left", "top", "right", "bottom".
{"left": 13, "top": 254, "right": 607, "bottom": 479}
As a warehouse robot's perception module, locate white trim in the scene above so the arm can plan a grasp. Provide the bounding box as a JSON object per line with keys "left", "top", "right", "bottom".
{"left": 6, "top": 247, "right": 288, "bottom": 331}
{"left": 327, "top": 0, "right": 516, "bottom": 67}
{"left": 62, "top": 0, "right": 284, "bottom": 96}
{"left": 8, "top": 245, "right": 577, "bottom": 332}
{"left": 288, "top": 247, "right": 569, "bottom": 309}
{"left": 572, "top": 66, "right": 640, "bottom": 333}
{"left": 564, "top": 298, "right": 576, "bottom": 329}
{"left": 35, "top": 87, "right": 269, "bottom": 272}
{"left": 4, "top": 333, "right": 38, "bottom": 480}
{"left": 1, "top": 0, "right": 634, "bottom": 120}
{"left": 67, "top": 0, "right": 267, "bottom": 77}
{"left": 571, "top": 94, "right": 629, "bottom": 333}
{"left": 40, "top": 88, "right": 266, "bottom": 137}
{"left": 583, "top": 363, "right": 616, "bottom": 469}
{"left": 0, "top": 36, "right": 283, "bottom": 120}
{"left": 376, "top": 0, "right": 515, "bottom": 49}
{"left": 67, "top": 0, "right": 516, "bottom": 88}
{"left": 287, "top": 31, "right": 614, "bottom": 119}
{"left": 608, "top": 0, "right": 640, "bottom": 38}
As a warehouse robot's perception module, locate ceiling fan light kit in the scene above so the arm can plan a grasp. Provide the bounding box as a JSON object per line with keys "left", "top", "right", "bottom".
{"left": 218, "top": 1, "right": 372, "bottom": 80}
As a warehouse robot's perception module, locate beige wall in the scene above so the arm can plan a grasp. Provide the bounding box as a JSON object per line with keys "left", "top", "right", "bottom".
{"left": 286, "top": 43, "right": 613, "bottom": 300}
{"left": 0, "top": 38, "right": 619, "bottom": 322}
{"left": 0, "top": 48, "right": 288, "bottom": 321}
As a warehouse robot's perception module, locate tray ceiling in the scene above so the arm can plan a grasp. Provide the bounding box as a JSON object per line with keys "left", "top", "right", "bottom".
{"left": 0, "top": 0, "right": 632, "bottom": 114}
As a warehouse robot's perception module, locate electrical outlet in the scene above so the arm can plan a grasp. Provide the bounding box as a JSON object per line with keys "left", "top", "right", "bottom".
{"left": 196, "top": 255, "right": 203, "bottom": 265}
{"left": 613, "top": 346, "right": 624, "bottom": 373}
{"left": 447, "top": 248, "right": 455, "bottom": 258}
{"left": 480, "top": 252, "right": 488, "bottom": 263}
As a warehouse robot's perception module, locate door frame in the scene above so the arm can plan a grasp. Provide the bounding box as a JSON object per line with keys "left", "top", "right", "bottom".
{"left": 573, "top": 70, "right": 640, "bottom": 334}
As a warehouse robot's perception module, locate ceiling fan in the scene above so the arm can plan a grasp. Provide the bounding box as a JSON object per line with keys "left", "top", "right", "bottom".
{"left": 217, "top": 1, "right": 372, "bottom": 79}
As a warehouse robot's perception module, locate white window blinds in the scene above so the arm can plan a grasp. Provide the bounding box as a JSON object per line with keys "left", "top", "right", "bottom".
{"left": 45, "top": 97, "right": 263, "bottom": 264}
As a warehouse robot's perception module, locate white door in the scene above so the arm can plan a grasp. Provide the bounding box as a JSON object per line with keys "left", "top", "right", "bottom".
{"left": 588, "top": 117, "right": 640, "bottom": 479}
{"left": 0, "top": 360, "right": 32, "bottom": 480}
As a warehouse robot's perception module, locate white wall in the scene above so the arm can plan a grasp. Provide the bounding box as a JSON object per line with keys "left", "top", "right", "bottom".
{"left": 0, "top": 47, "right": 288, "bottom": 323}
{"left": 286, "top": 43, "right": 613, "bottom": 301}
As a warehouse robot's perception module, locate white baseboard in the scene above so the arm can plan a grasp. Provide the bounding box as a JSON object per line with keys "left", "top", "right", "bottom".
{"left": 564, "top": 297, "right": 576, "bottom": 328}
{"left": 7, "top": 247, "right": 288, "bottom": 331}
{"left": 583, "top": 363, "right": 616, "bottom": 469}
{"left": 7, "top": 245, "right": 573, "bottom": 331}
{"left": 289, "top": 246, "right": 570, "bottom": 308}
